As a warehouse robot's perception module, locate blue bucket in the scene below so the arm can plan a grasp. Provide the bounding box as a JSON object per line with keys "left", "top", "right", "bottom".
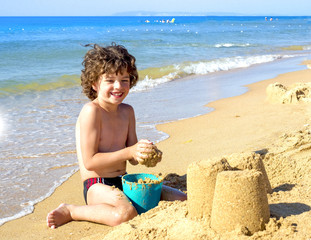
{"left": 122, "top": 173, "right": 163, "bottom": 214}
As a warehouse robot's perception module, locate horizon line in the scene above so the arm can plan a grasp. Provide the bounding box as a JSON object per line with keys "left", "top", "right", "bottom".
{"left": 1, "top": 15, "right": 310, "bottom": 17}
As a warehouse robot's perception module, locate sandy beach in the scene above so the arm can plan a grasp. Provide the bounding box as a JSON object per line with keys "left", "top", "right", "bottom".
{"left": 1, "top": 60, "right": 311, "bottom": 239}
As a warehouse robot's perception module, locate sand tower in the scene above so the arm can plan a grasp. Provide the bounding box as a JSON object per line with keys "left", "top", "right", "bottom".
{"left": 223, "top": 152, "right": 272, "bottom": 193}
{"left": 187, "top": 159, "right": 231, "bottom": 220}
{"left": 210, "top": 170, "right": 270, "bottom": 234}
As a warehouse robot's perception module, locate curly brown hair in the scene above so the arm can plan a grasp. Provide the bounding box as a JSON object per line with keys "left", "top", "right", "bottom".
{"left": 81, "top": 43, "right": 138, "bottom": 100}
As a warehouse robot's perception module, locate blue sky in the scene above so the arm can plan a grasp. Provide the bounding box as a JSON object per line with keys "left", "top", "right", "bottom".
{"left": 1, "top": 0, "right": 310, "bottom": 16}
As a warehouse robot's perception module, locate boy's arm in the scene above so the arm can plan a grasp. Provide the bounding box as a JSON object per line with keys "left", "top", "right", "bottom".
{"left": 126, "top": 106, "right": 156, "bottom": 166}
{"left": 126, "top": 105, "right": 139, "bottom": 165}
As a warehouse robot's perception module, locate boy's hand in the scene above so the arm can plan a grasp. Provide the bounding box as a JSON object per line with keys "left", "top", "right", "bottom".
{"left": 130, "top": 139, "right": 153, "bottom": 165}
{"left": 129, "top": 139, "right": 162, "bottom": 167}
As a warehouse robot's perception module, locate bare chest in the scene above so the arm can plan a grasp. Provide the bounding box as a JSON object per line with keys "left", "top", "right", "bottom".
{"left": 98, "top": 115, "right": 129, "bottom": 152}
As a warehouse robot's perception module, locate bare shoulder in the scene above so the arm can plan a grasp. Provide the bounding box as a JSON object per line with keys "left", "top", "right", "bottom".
{"left": 82, "top": 101, "right": 100, "bottom": 112}
{"left": 81, "top": 102, "right": 100, "bottom": 115}
{"left": 119, "top": 103, "right": 135, "bottom": 115}
{"left": 119, "top": 103, "right": 134, "bottom": 111}
{"left": 78, "top": 102, "right": 101, "bottom": 123}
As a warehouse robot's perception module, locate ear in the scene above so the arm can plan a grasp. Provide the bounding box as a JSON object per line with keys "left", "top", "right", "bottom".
{"left": 92, "top": 82, "right": 98, "bottom": 92}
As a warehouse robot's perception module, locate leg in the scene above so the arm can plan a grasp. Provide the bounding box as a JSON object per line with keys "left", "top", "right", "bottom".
{"left": 161, "top": 185, "right": 187, "bottom": 201}
{"left": 47, "top": 183, "right": 137, "bottom": 228}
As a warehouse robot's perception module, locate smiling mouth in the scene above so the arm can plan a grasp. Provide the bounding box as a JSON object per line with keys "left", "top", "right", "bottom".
{"left": 111, "top": 92, "right": 124, "bottom": 97}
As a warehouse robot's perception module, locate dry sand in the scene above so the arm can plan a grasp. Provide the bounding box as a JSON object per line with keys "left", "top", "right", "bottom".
{"left": 0, "top": 61, "right": 311, "bottom": 240}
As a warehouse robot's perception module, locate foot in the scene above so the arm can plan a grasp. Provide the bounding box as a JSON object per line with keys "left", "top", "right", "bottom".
{"left": 47, "top": 203, "right": 73, "bottom": 229}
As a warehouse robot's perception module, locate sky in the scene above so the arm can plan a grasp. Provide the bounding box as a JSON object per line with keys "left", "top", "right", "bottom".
{"left": 0, "top": 0, "right": 310, "bottom": 16}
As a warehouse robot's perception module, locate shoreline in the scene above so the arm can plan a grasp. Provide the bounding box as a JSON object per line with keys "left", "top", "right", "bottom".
{"left": 0, "top": 61, "right": 310, "bottom": 239}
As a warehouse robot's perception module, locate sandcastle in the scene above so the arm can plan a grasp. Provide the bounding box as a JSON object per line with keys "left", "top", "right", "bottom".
{"left": 266, "top": 82, "right": 311, "bottom": 104}
{"left": 223, "top": 152, "right": 272, "bottom": 194}
{"left": 187, "top": 152, "right": 271, "bottom": 235}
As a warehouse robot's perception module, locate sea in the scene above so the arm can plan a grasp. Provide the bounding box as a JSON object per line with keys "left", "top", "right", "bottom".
{"left": 0, "top": 16, "right": 310, "bottom": 225}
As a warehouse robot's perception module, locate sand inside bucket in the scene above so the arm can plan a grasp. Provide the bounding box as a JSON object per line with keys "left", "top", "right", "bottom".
{"left": 124, "top": 174, "right": 163, "bottom": 190}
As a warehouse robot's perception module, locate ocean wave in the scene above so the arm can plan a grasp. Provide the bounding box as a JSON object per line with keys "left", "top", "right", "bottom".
{"left": 131, "top": 72, "right": 178, "bottom": 92}
{"left": 131, "top": 54, "right": 293, "bottom": 92}
{"left": 214, "top": 43, "right": 251, "bottom": 48}
{"left": 182, "top": 55, "right": 285, "bottom": 75}
{"left": 281, "top": 44, "right": 311, "bottom": 51}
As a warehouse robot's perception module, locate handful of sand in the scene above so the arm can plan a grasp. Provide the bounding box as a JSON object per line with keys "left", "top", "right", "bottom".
{"left": 140, "top": 145, "right": 162, "bottom": 167}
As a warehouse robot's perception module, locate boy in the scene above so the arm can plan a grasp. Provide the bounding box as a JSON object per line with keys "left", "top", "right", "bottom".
{"left": 47, "top": 43, "right": 186, "bottom": 229}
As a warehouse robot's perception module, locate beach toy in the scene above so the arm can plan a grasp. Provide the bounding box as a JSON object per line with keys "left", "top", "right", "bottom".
{"left": 122, "top": 173, "right": 163, "bottom": 214}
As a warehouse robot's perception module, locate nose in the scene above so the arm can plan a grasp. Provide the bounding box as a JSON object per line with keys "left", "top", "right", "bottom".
{"left": 114, "top": 80, "right": 121, "bottom": 89}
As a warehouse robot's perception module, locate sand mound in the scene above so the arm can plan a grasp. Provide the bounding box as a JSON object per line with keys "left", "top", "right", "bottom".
{"left": 266, "top": 82, "right": 311, "bottom": 104}
{"left": 85, "top": 124, "right": 311, "bottom": 240}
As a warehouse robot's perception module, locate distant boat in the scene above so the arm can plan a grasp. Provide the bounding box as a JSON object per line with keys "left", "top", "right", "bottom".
{"left": 145, "top": 18, "right": 175, "bottom": 24}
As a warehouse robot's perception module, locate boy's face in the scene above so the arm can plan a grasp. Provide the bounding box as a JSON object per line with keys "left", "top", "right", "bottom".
{"left": 92, "top": 71, "right": 130, "bottom": 105}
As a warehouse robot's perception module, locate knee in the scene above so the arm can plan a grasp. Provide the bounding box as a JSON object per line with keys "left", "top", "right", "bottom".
{"left": 178, "top": 193, "right": 187, "bottom": 201}
{"left": 161, "top": 185, "right": 187, "bottom": 201}
{"left": 111, "top": 205, "right": 137, "bottom": 226}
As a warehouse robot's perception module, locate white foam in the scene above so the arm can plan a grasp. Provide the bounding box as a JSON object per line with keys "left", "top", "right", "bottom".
{"left": 131, "top": 72, "right": 179, "bottom": 92}
{"left": 0, "top": 168, "right": 78, "bottom": 226}
{"left": 182, "top": 55, "right": 289, "bottom": 75}
{"left": 131, "top": 54, "right": 295, "bottom": 93}
{"left": 214, "top": 43, "right": 251, "bottom": 48}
